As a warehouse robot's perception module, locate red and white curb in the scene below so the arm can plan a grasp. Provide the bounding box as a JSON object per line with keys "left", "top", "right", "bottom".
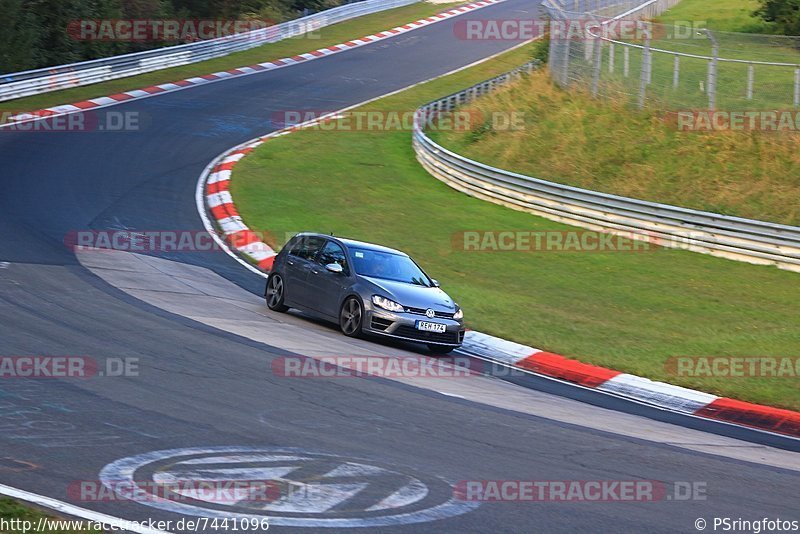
{"left": 200, "top": 127, "right": 800, "bottom": 441}
{"left": 460, "top": 332, "right": 800, "bottom": 438}
{"left": 5, "top": 0, "right": 505, "bottom": 125}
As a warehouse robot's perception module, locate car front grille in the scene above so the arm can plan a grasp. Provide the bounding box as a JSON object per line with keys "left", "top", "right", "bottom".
{"left": 393, "top": 325, "right": 462, "bottom": 345}
{"left": 404, "top": 306, "right": 455, "bottom": 319}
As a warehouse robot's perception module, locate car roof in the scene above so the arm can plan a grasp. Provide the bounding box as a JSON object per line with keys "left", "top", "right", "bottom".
{"left": 294, "top": 233, "right": 408, "bottom": 257}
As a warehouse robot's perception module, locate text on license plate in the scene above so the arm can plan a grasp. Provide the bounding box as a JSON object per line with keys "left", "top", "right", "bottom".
{"left": 416, "top": 321, "right": 446, "bottom": 333}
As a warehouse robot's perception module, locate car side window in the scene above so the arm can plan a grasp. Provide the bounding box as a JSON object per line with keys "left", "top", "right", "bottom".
{"left": 289, "top": 236, "right": 325, "bottom": 261}
{"left": 317, "top": 241, "right": 349, "bottom": 274}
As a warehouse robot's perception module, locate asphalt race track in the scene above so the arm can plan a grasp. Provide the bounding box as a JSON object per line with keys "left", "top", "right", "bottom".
{"left": 0, "top": 0, "right": 798, "bottom": 531}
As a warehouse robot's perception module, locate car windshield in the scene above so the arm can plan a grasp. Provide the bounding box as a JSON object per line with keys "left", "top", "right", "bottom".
{"left": 351, "top": 248, "right": 431, "bottom": 287}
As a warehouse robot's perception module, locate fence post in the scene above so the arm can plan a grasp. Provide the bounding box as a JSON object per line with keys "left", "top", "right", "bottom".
{"left": 591, "top": 36, "right": 603, "bottom": 97}
{"left": 608, "top": 42, "right": 615, "bottom": 73}
{"left": 795, "top": 68, "right": 800, "bottom": 107}
{"left": 673, "top": 54, "right": 679, "bottom": 88}
{"left": 638, "top": 28, "right": 651, "bottom": 108}
{"left": 561, "top": 38, "right": 572, "bottom": 87}
{"left": 704, "top": 30, "right": 718, "bottom": 110}
{"left": 746, "top": 64, "right": 754, "bottom": 100}
{"left": 623, "top": 46, "right": 629, "bottom": 78}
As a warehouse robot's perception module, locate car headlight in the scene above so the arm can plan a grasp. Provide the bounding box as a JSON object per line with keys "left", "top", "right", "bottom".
{"left": 372, "top": 295, "right": 404, "bottom": 313}
{"left": 453, "top": 307, "right": 463, "bottom": 320}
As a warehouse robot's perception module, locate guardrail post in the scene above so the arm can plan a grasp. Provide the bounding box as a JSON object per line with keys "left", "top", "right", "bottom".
{"left": 746, "top": 64, "right": 754, "bottom": 100}
{"left": 638, "top": 27, "right": 651, "bottom": 108}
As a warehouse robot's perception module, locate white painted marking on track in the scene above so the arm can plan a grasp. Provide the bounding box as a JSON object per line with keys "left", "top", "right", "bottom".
{"left": 99, "top": 446, "right": 479, "bottom": 527}
{"left": 0, "top": 483, "right": 174, "bottom": 534}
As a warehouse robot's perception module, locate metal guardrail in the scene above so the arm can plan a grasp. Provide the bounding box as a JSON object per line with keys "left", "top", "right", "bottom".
{"left": 0, "top": 0, "right": 418, "bottom": 102}
{"left": 412, "top": 61, "right": 800, "bottom": 272}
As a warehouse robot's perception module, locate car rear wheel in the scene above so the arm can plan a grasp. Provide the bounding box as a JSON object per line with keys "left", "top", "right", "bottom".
{"left": 266, "top": 274, "right": 289, "bottom": 312}
{"left": 339, "top": 297, "right": 363, "bottom": 337}
{"left": 427, "top": 344, "right": 455, "bottom": 354}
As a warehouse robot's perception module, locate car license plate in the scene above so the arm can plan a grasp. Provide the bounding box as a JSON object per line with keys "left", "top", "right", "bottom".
{"left": 416, "top": 321, "right": 446, "bottom": 333}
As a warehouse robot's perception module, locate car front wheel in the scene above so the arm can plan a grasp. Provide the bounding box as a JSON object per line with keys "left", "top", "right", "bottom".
{"left": 266, "top": 274, "right": 289, "bottom": 312}
{"left": 339, "top": 297, "right": 363, "bottom": 337}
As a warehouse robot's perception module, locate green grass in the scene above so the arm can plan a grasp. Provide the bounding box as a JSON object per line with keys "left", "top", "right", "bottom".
{"left": 231, "top": 44, "right": 800, "bottom": 411}
{"left": 0, "top": 1, "right": 460, "bottom": 118}
{"left": 0, "top": 498, "right": 101, "bottom": 533}
{"left": 656, "top": 0, "right": 773, "bottom": 33}
{"left": 579, "top": 0, "right": 800, "bottom": 110}
{"left": 433, "top": 71, "right": 800, "bottom": 225}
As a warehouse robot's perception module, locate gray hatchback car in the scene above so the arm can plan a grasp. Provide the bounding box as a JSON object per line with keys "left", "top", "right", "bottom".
{"left": 265, "top": 233, "right": 465, "bottom": 353}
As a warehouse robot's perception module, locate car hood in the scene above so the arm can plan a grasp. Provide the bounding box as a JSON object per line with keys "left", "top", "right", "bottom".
{"left": 361, "top": 276, "right": 455, "bottom": 311}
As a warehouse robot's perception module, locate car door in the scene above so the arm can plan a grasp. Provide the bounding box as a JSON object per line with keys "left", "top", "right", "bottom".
{"left": 283, "top": 235, "right": 325, "bottom": 307}
{"left": 307, "top": 240, "right": 351, "bottom": 318}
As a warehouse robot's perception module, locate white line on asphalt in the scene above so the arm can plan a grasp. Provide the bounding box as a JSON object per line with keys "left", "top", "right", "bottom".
{"left": 0, "top": 483, "right": 175, "bottom": 534}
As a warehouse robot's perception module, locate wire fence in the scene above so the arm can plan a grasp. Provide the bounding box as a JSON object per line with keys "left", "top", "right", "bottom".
{"left": 545, "top": 0, "right": 800, "bottom": 110}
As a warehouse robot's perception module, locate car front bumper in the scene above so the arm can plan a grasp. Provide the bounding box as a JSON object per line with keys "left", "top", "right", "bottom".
{"left": 363, "top": 307, "right": 465, "bottom": 347}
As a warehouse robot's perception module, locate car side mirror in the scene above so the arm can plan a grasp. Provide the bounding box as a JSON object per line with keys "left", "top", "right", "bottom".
{"left": 431, "top": 279, "right": 440, "bottom": 287}
{"left": 325, "top": 263, "right": 344, "bottom": 274}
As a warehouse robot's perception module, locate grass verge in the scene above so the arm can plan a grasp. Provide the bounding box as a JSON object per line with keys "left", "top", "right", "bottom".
{"left": 231, "top": 43, "right": 800, "bottom": 411}
{"left": 588, "top": 0, "right": 800, "bottom": 110}
{"left": 0, "top": 498, "right": 101, "bottom": 533}
{"left": 432, "top": 70, "right": 800, "bottom": 225}
{"left": 0, "top": 1, "right": 460, "bottom": 116}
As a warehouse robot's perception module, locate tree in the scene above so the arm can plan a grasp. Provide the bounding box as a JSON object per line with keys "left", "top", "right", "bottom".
{"left": 754, "top": 0, "right": 800, "bottom": 35}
